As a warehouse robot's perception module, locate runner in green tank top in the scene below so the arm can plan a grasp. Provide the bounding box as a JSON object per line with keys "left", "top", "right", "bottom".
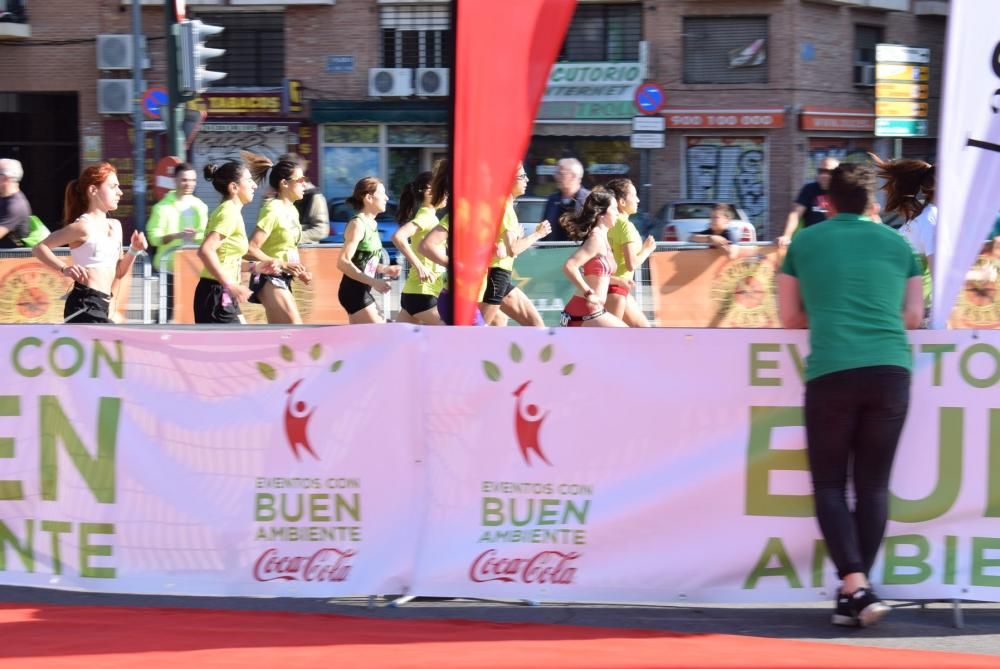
{"left": 604, "top": 178, "right": 656, "bottom": 327}
{"left": 336, "top": 177, "right": 401, "bottom": 323}
{"left": 392, "top": 171, "right": 446, "bottom": 324}
{"left": 247, "top": 158, "right": 313, "bottom": 324}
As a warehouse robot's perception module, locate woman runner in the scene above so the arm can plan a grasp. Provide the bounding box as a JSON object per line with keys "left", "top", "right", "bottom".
{"left": 247, "top": 157, "right": 312, "bottom": 324}
{"left": 392, "top": 171, "right": 445, "bottom": 325}
{"left": 559, "top": 189, "right": 627, "bottom": 328}
{"left": 33, "top": 162, "right": 147, "bottom": 323}
{"left": 336, "top": 176, "right": 401, "bottom": 324}
{"left": 603, "top": 177, "right": 655, "bottom": 327}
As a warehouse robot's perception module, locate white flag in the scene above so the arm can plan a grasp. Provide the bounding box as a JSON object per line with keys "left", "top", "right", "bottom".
{"left": 932, "top": 0, "right": 1000, "bottom": 328}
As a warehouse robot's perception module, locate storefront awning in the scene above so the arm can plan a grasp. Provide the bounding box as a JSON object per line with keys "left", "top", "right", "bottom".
{"left": 310, "top": 100, "right": 448, "bottom": 124}
{"left": 532, "top": 122, "right": 631, "bottom": 137}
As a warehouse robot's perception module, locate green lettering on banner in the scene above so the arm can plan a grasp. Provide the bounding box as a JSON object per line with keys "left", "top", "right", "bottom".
{"left": 890, "top": 407, "right": 962, "bottom": 523}
{"left": 743, "top": 537, "right": 803, "bottom": 589}
{"left": 41, "top": 520, "right": 71, "bottom": 575}
{"left": 40, "top": 396, "right": 120, "bottom": 504}
{"left": 959, "top": 343, "right": 1000, "bottom": 388}
{"left": 11, "top": 337, "right": 43, "bottom": 377}
{"left": 0, "top": 519, "right": 34, "bottom": 571}
{"left": 79, "top": 522, "right": 115, "bottom": 578}
{"left": 922, "top": 343, "right": 957, "bottom": 386}
{"left": 810, "top": 539, "right": 829, "bottom": 588}
{"left": 335, "top": 493, "right": 361, "bottom": 522}
{"left": 971, "top": 537, "right": 1000, "bottom": 587}
{"left": 48, "top": 337, "right": 85, "bottom": 378}
{"left": 882, "top": 534, "right": 931, "bottom": 584}
{"left": 987, "top": 409, "right": 1000, "bottom": 517}
{"left": 255, "top": 493, "right": 275, "bottom": 521}
{"left": 787, "top": 344, "right": 806, "bottom": 382}
{"left": 92, "top": 341, "right": 124, "bottom": 379}
{"left": 749, "top": 344, "right": 781, "bottom": 386}
{"left": 0, "top": 396, "right": 23, "bottom": 501}
{"left": 482, "top": 497, "right": 503, "bottom": 526}
{"left": 745, "top": 406, "right": 812, "bottom": 517}
{"left": 944, "top": 535, "right": 958, "bottom": 585}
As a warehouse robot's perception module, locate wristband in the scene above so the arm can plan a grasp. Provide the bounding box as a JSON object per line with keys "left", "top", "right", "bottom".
{"left": 248, "top": 261, "right": 257, "bottom": 274}
{"left": 128, "top": 247, "right": 142, "bottom": 256}
{"left": 60, "top": 265, "right": 70, "bottom": 276}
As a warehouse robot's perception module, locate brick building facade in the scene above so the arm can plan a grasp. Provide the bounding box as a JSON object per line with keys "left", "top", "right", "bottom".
{"left": 0, "top": 0, "right": 949, "bottom": 238}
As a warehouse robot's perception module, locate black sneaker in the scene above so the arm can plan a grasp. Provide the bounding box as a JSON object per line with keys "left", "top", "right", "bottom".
{"left": 849, "top": 587, "right": 891, "bottom": 627}
{"left": 832, "top": 591, "right": 858, "bottom": 626}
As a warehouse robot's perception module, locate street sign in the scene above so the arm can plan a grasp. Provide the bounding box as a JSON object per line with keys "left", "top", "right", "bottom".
{"left": 875, "top": 44, "right": 931, "bottom": 65}
{"left": 875, "top": 100, "right": 929, "bottom": 117}
{"left": 875, "top": 82, "right": 929, "bottom": 99}
{"left": 630, "top": 132, "right": 665, "bottom": 149}
{"left": 632, "top": 116, "right": 665, "bottom": 132}
{"left": 875, "top": 118, "right": 928, "bottom": 136}
{"left": 154, "top": 156, "right": 182, "bottom": 201}
{"left": 141, "top": 120, "right": 166, "bottom": 131}
{"left": 142, "top": 87, "right": 169, "bottom": 121}
{"left": 633, "top": 82, "right": 666, "bottom": 116}
{"left": 875, "top": 43, "right": 930, "bottom": 138}
{"left": 876, "top": 64, "right": 929, "bottom": 82}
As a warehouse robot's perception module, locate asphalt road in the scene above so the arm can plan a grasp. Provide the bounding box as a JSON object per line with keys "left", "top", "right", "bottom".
{"left": 2, "top": 586, "right": 998, "bottom": 657}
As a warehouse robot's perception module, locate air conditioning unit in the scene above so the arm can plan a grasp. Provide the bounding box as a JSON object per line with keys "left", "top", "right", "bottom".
{"left": 854, "top": 63, "right": 875, "bottom": 87}
{"left": 97, "top": 34, "right": 149, "bottom": 70}
{"left": 368, "top": 68, "right": 413, "bottom": 97}
{"left": 415, "top": 68, "right": 449, "bottom": 96}
{"left": 97, "top": 79, "right": 134, "bottom": 114}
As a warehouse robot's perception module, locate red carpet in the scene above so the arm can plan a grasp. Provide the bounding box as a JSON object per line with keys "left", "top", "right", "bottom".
{"left": 0, "top": 604, "right": 994, "bottom": 669}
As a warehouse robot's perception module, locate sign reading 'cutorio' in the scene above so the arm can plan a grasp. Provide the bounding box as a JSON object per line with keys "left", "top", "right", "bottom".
{"left": 543, "top": 62, "right": 643, "bottom": 102}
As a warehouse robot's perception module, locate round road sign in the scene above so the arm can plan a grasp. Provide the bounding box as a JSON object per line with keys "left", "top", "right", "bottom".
{"left": 634, "top": 82, "right": 666, "bottom": 116}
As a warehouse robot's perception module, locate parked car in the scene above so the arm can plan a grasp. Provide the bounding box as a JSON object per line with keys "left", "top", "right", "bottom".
{"left": 657, "top": 201, "right": 757, "bottom": 243}
{"left": 319, "top": 198, "right": 400, "bottom": 261}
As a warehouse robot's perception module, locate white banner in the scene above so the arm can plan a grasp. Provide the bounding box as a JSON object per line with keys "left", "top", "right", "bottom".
{"left": 0, "top": 325, "right": 422, "bottom": 597}
{"left": 932, "top": 1, "right": 1000, "bottom": 327}
{"left": 412, "top": 327, "right": 1000, "bottom": 603}
{"left": 2, "top": 325, "right": 1000, "bottom": 604}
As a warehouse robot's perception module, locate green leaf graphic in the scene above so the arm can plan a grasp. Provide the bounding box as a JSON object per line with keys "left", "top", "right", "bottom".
{"left": 510, "top": 343, "right": 523, "bottom": 363}
{"left": 539, "top": 344, "right": 553, "bottom": 363}
{"left": 310, "top": 343, "right": 322, "bottom": 361}
{"left": 330, "top": 360, "right": 344, "bottom": 373}
{"left": 483, "top": 360, "right": 502, "bottom": 382}
{"left": 280, "top": 345, "right": 294, "bottom": 362}
{"left": 561, "top": 363, "right": 575, "bottom": 377}
{"left": 257, "top": 362, "right": 276, "bottom": 380}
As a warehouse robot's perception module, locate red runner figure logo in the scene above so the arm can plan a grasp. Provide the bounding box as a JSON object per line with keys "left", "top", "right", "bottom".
{"left": 513, "top": 381, "right": 550, "bottom": 466}
{"left": 285, "top": 379, "right": 318, "bottom": 460}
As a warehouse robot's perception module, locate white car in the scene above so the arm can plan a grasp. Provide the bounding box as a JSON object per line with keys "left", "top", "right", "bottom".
{"left": 512, "top": 196, "right": 549, "bottom": 237}
{"left": 658, "top": 201, "right": 757, "bottom": 243}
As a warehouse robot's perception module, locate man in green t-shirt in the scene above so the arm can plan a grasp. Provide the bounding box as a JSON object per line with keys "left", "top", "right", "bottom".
{"left": 777, "top": 163, "right": 924, "bottom": 629}
{"left": 146, "top": 162, "right": 208, "bottom": 321}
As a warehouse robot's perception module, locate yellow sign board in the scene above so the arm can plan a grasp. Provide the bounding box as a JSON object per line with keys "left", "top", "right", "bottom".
{"left": 876, "top": 64, "right": 929, "bottom": 82}
{"left": 876, "top": 100, "right": 929, "bottom": 118}
{"left": 875, "top": 82, "right": 929, "bottom": 99}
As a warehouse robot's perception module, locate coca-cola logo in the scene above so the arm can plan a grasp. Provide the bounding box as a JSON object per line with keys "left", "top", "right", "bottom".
{"left": 253, "top": 547, "right": 355, "bottom": 582}
{"left": 469, "top": 549, "right": 579, "bottom": 584}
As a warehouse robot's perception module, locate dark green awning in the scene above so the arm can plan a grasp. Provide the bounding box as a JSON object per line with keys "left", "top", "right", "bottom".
{"left": 310, "top": 100, "right": 448, "bottom": 124}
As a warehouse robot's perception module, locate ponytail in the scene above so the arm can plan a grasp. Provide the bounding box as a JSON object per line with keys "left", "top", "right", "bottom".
{"left": 397, "top": 171, "right": 433, "bottom": 224}
{"left": 559, "top": 189, "right": 613, "bottom": 241}
{"left": 63, "top": 162, "right": 117, "bottom": 225}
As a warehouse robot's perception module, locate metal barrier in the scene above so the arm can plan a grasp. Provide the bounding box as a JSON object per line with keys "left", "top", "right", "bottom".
{"left": 0, "top": 241, "right": 776, "bottom": 325}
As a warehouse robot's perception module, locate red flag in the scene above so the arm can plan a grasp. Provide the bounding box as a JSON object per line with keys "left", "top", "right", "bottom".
{"left": 451, "top": 0, "right": 576, "bottom": 325}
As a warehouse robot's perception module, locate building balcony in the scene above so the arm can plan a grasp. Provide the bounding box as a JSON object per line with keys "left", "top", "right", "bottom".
{"left": 805, "top": 0, "right": 910, "bottom": 10}
{"left": 913, "top": 0, "right": 949, "bottom": 16}
{"left": 0, "top": 0, "right": 28, "bottom": 40}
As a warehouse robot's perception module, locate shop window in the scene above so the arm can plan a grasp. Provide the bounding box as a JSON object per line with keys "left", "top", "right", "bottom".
{"left": 559, "top": 3, "right": 642, "bottom": 62}
{"left": 195, "top": 12, "right": 285, "bottom": 88}
{"left": 853, "top": 25, "right": 883, "bottom": 87}
{"left": 380, "top": 3, "right": 451, "bottom": 69}
{"left": 682, "top": 16, "right": 768, "bottom": 85}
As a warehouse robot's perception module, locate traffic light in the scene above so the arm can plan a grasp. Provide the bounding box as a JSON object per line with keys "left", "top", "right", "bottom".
{"left": 178, "top": 19, "right": 226, "bottom": 96}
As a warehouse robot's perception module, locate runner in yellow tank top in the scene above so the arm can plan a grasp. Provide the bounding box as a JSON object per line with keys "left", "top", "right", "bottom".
{"left": 392, "top": 171, "right": 446, "bottom": 324}
{"left": 478, "top": 163, "right": 551, "bottom": 327}
{"left": 247, "top": 158, "right": 313, "bottom": 324}
{"left": 604, "top": 178, "right": 656, "bottom": 327}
